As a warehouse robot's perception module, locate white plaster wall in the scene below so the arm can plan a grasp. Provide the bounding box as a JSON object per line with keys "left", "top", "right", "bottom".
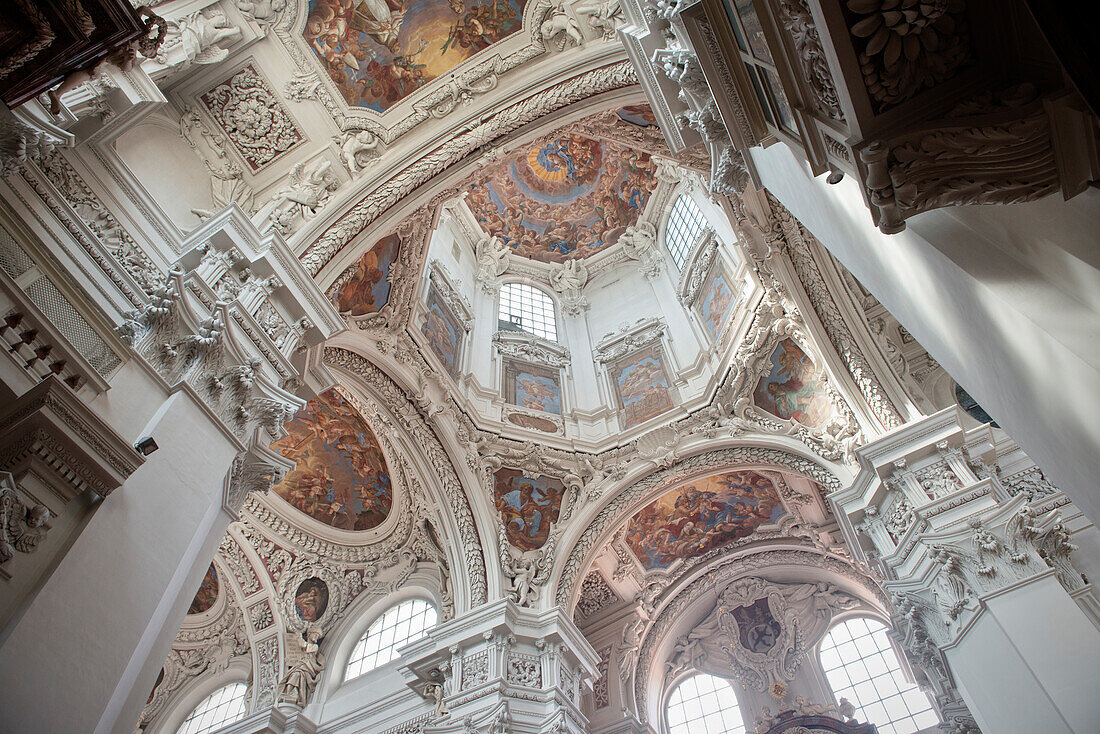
{"left": 0, "top": 363, "right": 242, "bottom": 734}
{"left": 113, "top": 117, "right": 212, "bottom": 232}
{"left": 750, "top": 143, "right": 1100, "bottom": 525}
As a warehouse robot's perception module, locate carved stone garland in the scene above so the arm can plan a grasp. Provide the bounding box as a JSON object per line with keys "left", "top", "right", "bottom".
{"left": 323, "top": 347, "right": 488, "bottom": 605}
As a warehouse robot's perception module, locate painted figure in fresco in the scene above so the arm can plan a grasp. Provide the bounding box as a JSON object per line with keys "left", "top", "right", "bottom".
{"left": 465, "top": 135, "right": 657, "bottom": 263}
{"left": 271, "top": 390, "right": 393, "bottom": 531}
{"left": 493, "top": 470, "right": 565, "bottom": 552}
{"left": 420, "top": 301, "right": 455, "bottom": 367}
{"left": 616, "top": 351, "right": 673, "bottom": 427}
{"left": 702, "top": 274, "right": 733, "bottom": 336}
{"left": 515, "top": 375, "right": 558, "bottom": 412}
{"left": 305, "top": 0, "right": 527, "bottom": 111}
{"left": 294, "top": 578, "right": 330, "bottom": 622}
{"left": 624, "top": 470, "right": 785, "bottom": 568}
{"left": 187, "top": 564, "right": 219, "bottom": 614}
{"left": 754, "top": 339, "right": 833, "bottom": 427}
{"left": 336, "top": 235, "right": 400, "bottom": 316}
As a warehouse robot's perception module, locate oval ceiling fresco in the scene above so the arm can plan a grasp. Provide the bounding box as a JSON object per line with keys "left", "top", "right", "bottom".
{"left": 271, "top": 389, "right": 393, "bottom": 531}
{"left": 624, "top": 469, "right": 785, "bottom": 569}
{"left": 305, "top": 0, "right": 529, "bottom": 112}
{"left": 465, "top": 133, "right": 658, "bottom": 263}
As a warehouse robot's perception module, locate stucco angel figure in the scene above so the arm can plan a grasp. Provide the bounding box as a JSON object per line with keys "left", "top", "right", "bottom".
{"left": 474, "top": 236, "right": 510, "bottom": 292}
{"left": 258, "top": 159, "right": 340, "bottom": 234}
{"left": 339, "top": 130, "right": 382, "bottom": 174}
{"left": 278, "top": 626, "right": 325, "bottom": 708}
{"left": 573, "top": 0, "right": 622, "bottom": 40}
{"left": 0, "top": 485, "right": 50, "bottom": 565}
{"left": 505, "top": 552, "right": 541, "bottom": 607}
{"left": 539, "top": 5, "right": 584, "bottom": 48}
{"left": 167, "top": 10, "right": 241, "bottom": 68}
{"left": 48, "top": 7, "right": 167, "bottom": 114}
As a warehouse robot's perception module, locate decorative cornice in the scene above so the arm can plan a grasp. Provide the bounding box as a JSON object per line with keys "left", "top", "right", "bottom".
{"left": 593, "top": 317, "right": 666, "bottom": 363}
{"left": 493, "top": 330, "right": 571, "bottom": 369}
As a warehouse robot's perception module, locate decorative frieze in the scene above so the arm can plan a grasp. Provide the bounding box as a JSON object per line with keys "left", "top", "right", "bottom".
{"left": 493, "top": 330, "right": 571, "bottom": 369}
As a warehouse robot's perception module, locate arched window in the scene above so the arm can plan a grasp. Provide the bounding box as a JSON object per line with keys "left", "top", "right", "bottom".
{"left": 665, "top": 195, "right": 708, "bottom": 270}
{"left": 498, "top": 282, "right": 557, "bottom": 342}
{"left": 666, "top": 673, "right": 746, "bottom": 734}
{"left": 345, "top": 599, "right": 437, "bottom": 681}
{"left": 818, "top": 617, "right": 938, "bottom": 734}
{"left": 177, "top": 682, "right": 248, "bottom": 734}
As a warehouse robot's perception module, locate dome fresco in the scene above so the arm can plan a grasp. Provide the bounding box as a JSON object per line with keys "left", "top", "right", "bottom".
{"left": 465, "top": 133, "right": 658, "bottom": 263}
{"left": 624, "top": 470, "right": 785, "bottom": 569}
{"left": 270, "top": 389, "right": 393, "bottom": 531}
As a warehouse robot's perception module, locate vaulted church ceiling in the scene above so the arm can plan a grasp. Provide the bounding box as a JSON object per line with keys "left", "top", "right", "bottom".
{"left": 305, "top": 0, "right": 529, "bottom": 112}
{"left": 464, "top": 132, "right": 658, "bottom": 262}
{"left": 269, "top": 389, "right": 393, "bottom": 531}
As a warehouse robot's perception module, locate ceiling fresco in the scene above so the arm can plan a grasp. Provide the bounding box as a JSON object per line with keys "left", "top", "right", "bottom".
{"left": 624, "top": 470, "right": 785, "bottom": 569}
{"left": 305, "top": 0, "right": 528, "bottom": 112}
{"left": 753, "top": 338, "right": 835, "bottom": 428}
{"left": 270, "top": 389, "right": 393, "bottom": 531}
{"left": 465, "top": 133, "right": 658, "bottom": 263}
{"left": 493, "top": 468, "right": 566, "bottom": 552}
{"left": 186, "top": 564, "right": 219, "bottom": 615}
{"left": 335, "top": 232, "right": 401, "bottom": 316}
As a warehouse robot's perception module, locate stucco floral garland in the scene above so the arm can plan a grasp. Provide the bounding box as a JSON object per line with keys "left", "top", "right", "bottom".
{"left": 324, "top": 347, "right": 489, "bottom": 605}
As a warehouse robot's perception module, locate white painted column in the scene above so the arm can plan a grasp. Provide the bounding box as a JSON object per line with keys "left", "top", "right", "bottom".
{"left": 945, "top": 572, "right": 1100, "bottom": 734}
{"left": 0, "top": 363, "right": 242, "bottom": 734}
{"left": 751, "top": 144, "right": 1100, "bottom": 526}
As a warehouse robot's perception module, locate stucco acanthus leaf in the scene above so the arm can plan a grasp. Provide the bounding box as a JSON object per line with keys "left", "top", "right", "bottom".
{"left": 775, "top": 0, "right": 845, "bottom": 122}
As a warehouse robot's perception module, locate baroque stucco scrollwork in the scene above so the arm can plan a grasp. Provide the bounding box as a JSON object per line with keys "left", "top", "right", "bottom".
{"left": 666, "top": 577, "right": 858, "bottom": 691}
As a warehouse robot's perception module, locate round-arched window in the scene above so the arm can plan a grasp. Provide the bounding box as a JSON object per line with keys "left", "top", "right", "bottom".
{"left": 345, "top": 599, "right": 438, "bottom": 681}
{"left": 665, "top": 195, "right": 707, "bottom": 270}
{"left": 666, "top": 673, "right": 745, "bottom": 734}
{"left": 818, "top": 617, "right": 938, "bottom": 734}
{"left": 176, "top": 682, "right": 248, "bottom": 734}
{"left": 498, "top": 282, "right": 557, "bottom": 342}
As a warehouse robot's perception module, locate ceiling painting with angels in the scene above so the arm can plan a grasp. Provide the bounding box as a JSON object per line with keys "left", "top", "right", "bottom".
{"left": 270, "top": 389, "right": 393, "bottom": 531}
{"left": 465, "top": 133, "right": 658, "bottom": 263}
{"left": 305, "top": 0, "right": 528, "bottom": 112}
{"left": 624, "top": 470, "right": 785, "bottom": 569}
